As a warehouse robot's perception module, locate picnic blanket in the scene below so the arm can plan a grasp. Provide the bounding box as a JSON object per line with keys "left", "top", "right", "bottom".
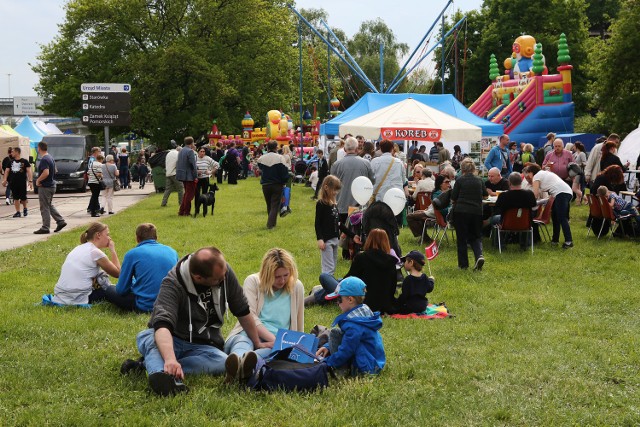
{"left": 389, "top": 303, "right": 451, "bottom": 319}
{"left": 41, "top": 294, "right": 92, "bottom": 308}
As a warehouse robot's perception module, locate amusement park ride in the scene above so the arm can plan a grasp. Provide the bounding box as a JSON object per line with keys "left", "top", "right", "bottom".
{"left": 207, "top": 1, "right": 575, "bottom": 148}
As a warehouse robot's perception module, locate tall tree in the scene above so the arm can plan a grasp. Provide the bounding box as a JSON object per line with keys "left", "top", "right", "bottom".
{"left": 33, "top": 0, "right": 323, "bottom": 146}
{"left": 339, "top": 19, "right": 409, "bottom": 105}
{"left": 589, "top": 0, "right": 640, "bottom": 136}
{"left": 585, "top": 0, "right": 621, "bottom": 39}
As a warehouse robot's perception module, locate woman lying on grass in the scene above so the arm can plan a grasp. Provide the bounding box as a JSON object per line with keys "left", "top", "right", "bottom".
{"left": 49, "top": 222, "right": 120, "bottom": 305}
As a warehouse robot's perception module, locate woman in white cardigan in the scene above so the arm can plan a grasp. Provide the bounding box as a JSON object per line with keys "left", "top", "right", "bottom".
{"left": 224, "top": 248, "right": 304, "bottom": 366}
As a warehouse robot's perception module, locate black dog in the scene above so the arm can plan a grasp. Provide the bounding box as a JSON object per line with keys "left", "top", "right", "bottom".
{"left": 194, "top": 184, "right": 219, "bottom": 217}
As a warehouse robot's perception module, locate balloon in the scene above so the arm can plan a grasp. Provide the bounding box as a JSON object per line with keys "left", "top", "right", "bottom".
{"left": 351, "top": 176, "right": 373, "bottom": 206}
{"left": 383, "top": 188, "right": 406, "bottom": 216}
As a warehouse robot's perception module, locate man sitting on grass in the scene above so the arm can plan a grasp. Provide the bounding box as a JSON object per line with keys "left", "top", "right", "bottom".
{"left": 122, "top": 247, "right": 268, "bottom": 396}
{"left": 102, "top": 223, "right": 178, "bottom": 313}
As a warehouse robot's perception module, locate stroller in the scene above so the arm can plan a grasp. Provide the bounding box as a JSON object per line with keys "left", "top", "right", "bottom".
{"left": 293, "top": 159, "right": 308, "bottom": 184}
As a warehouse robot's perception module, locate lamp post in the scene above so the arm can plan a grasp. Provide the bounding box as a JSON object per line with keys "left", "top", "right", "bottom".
{"left": 7, "top": 73, "right": 11, "bottom": 98}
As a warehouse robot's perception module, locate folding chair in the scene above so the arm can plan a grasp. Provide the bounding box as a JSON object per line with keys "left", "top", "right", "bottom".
{"left": 432, "top": 208, "right": 454, "bottom": 246}
{"left": 598, "top": 194, "right": 636, "bottom": 239}
{"left": 586, "top": 193, "right": 604, "bottom": 237}
{"left": 493, "top": 207, "right": 534, "bottom": 254}
{"left": 533, "top": 196, "right": 555, "bottom": 242}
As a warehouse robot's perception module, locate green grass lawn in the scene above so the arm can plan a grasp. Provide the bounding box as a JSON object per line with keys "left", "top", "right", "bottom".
{"left": 0, "top": 178, "right": 638, "bottom": 426}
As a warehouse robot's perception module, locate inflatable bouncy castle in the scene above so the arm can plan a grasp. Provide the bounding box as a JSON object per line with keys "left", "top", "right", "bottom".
{"left": 207, "top": 110, "right": 320, "bottom": 147}
{"left": 469, "top": 33, "right": 574, "bottom": 146}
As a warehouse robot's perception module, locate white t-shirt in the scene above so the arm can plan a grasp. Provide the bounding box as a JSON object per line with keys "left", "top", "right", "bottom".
{"left": 309, "top": 170, "right": 319, "bottom": 190}
{"left": 53, "top": 242, "right": 107, "bottom": 305}
{"left": 165, "top": 149, "right": 179, "bottom": 177}
{"left": 533, "top": 170, "right": 572, "bottom": 197}
{"left": 337, "top": 148, "right": 346, "bottom": 161}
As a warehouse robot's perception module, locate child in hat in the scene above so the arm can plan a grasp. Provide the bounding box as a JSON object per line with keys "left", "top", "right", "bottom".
{"left": 396, "top": 250, "right": 435, "bottom": 314}
{"left": 316, "top": 277, "right": 385, "bottom": 375}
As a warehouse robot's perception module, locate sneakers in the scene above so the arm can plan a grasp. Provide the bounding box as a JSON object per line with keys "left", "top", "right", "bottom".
{"left": 239, "top": 351, "right": 258, "bottom": 382}
{"left": 280, "top": 207, "right": 291, "bottom": 217}
{"left": 33, "top": 229, "right": 50, "bottom": 234}
{"left": 224, "top": 353, "right": 240, "bottom": 384}
{"left": 23, "top": 208, "right": 28, "bottom": 217}
{"left": 4, "top": 198, "right": 9, "bottom": 205}
{"left": 54, "top": 222, "right": 67, "bottom": 233}
{"left": 562, "top": 242, "right": 574, "bottom": 249}
{"left": 473, "top": 257, "right": 485, "bottom": 271}
{"left": 120, "top": 358, "right": 145, "bottom": 375}
{"left": 12, "top": 212, "right": 21, "bottom": 218}
{"left": 148, "top": 371, "right": 188, "bottom": 396}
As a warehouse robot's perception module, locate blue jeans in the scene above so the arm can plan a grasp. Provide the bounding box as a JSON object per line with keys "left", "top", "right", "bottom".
{"left": 136, "top": 328, "right": 227, "bottom": 375}
{"left": 551, "top": 193, "right": 573, "bottom": 243}
{"left": 314, "top": 273, "right": 340, "bottom": 304}
{"left": 224, "top": 334, "right": 273, "bottom": 359}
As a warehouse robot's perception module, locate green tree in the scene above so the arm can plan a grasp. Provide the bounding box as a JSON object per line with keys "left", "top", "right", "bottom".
{"left": 33, "top": 0, "right": 327, "bottom": 146}
{"left": 298, "top": 8, "right": 345, "bottom": 120}
{"left": 340, "top": 19, "right": 409, "bottom": 104}
{"left": 585, "top": 0, "right": 621, "bottom": 39}
{"left": 589, "top": 0, "right": 640, "bottom": 136}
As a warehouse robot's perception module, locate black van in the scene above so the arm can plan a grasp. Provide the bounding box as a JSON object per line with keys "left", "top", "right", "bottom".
{"left": 33, "top": 134, "right": 98, "bottom": 193}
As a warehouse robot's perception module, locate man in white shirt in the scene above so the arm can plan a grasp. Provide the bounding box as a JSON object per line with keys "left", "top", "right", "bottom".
{"left": 161, "top": 144, "right": 184, "bottom": 207}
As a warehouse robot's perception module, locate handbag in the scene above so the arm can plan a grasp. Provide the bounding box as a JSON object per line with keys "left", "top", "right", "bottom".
{"left": 273, "top": 329, "right": 319, "bottom": 364}
{"left": 246, "top": 346, "right": 330, "bottom": 392}
{"left": 91, "top": 166, "right": 106, "bottom": 190}
{"left": 369, "top": 158, "right": 395, "bottom": 205}
{"left": 106, "top": 166, "right": 120, "bottom": 191}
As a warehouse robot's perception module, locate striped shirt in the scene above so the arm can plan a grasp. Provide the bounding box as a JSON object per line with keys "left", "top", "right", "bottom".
{"left": 196, "top": 155, "right": 218, "bottom": 178}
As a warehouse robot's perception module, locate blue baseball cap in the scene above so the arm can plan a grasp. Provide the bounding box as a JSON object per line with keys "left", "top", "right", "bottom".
{"left": 325, "top": 277, "right": 367, "bottom": 300}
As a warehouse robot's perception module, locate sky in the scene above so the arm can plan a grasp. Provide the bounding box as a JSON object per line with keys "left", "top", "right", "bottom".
{"left": 0, "top": 0, "right": 483, "bottom": 98}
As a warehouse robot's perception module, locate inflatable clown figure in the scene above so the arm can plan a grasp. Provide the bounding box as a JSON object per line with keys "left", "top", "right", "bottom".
{"left": 504, "top": 35, "right": 537, "bottom": 79}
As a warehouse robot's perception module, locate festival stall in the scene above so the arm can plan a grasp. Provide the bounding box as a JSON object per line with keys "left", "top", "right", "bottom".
{"left": 321, "top": 93, "right": 502, "bottom": 139}
{"left": 339, "top": 98, "right": 482, "bottom": 143}
{"left": 0, "top": 129, "right": 31, "bottom": 197}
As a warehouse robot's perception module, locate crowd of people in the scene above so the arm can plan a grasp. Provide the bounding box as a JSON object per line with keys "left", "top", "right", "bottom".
{"left": 13, "top": 127, "right": 637, "bottom": 398}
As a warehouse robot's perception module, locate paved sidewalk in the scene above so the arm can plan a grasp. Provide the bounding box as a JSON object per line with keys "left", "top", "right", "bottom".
{"left": 0, "top": 185, "right": 156, "bottom": 251}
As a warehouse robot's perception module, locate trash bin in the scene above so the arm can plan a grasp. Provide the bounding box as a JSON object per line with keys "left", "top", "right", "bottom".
{"left": 152, "top": 166, "right": 166, "bottom": 193}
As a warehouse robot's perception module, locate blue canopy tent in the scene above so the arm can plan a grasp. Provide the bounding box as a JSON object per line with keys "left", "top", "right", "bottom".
{"left": 14, "top": 116, "right": 47, "bottom": 147}
{"left": 321, "top": 93, "right": 504, "bottom": 138}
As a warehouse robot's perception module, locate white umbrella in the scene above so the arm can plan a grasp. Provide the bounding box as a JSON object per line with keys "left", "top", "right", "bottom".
{"left": 339, "top": 97, "right": 482, "bottom": 142}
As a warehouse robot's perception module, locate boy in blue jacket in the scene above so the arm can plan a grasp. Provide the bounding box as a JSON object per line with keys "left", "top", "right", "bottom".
{"left": 316, "top": 277, "right": 385, "bottom": 375}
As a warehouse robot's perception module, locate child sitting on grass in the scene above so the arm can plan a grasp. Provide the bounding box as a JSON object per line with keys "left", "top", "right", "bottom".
{"left": 395, "top": 250, "right": 435, "bottom": 315}
{"left": 597, "top": 185, "right": 639, "bottom": 223}
{"left": 316, "top": 277, "right": 385, "bottom": 375}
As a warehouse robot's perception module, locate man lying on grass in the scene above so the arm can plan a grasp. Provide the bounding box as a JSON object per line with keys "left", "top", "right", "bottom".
{"left": 122, "top": 246, "right": 269, "bottom": 396}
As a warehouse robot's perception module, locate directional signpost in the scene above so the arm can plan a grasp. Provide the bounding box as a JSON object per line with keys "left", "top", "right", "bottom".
{"left": 81, "top": 83, "right": 131, "bottom": 152}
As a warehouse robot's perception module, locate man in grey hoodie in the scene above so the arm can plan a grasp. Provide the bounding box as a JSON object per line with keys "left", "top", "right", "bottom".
{"left": 130, "top": 247, "right": 267, "bottom": 396}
